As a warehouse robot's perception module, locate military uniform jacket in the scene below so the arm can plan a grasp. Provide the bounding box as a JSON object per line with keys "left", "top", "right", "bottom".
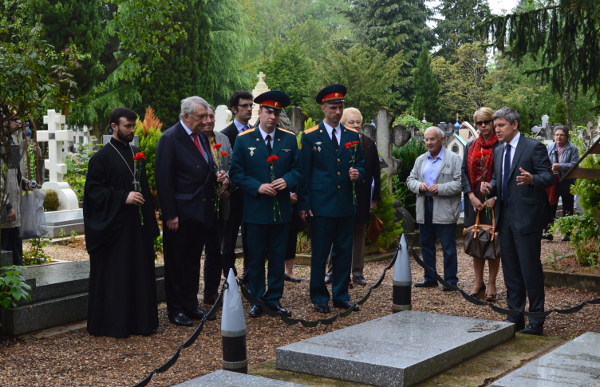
{"left": 298, "top": 121, "right": 364, "bottom": 217}
{"left": 229, "top": 127, "right": 302, "bottom": 225}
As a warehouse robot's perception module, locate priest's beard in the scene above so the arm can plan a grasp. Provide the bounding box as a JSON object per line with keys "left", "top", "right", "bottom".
{"left": 116, "top": 128, "right": 134, "bottom": 143}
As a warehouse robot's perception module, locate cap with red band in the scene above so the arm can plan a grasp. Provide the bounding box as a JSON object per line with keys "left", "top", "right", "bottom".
{"left": 316, "top": 84, "right": 347, "bottom": 105}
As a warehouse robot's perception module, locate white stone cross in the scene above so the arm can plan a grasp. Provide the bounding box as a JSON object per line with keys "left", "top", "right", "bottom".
{"left": 257, "top": 71, "right": 266, "bottom": 83}
{"left": 39, "top": 109, "right": 73, "bottom": 182}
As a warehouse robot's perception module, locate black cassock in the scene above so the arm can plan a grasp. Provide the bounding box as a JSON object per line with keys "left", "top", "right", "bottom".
{"left": 83, "top": 138, "right": 160, "bottom": 338}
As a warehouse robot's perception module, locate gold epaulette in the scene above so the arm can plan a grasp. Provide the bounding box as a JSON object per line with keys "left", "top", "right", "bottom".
{"left": 278, "top": 127, "right": 295, "bottom": 135}
{"left": 345, "top": 127, "right": 359, "bottom": 133}
{"left": 239, "top": 128, "right": 254, "bottom": 136}
{"left": 304, "top": 125, "right": 319, "bottom": 134}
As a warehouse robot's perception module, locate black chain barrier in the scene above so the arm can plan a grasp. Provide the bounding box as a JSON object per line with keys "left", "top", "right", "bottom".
{"left": 132, "top": 282, "right": 227, "bottom": 387}
{"left": 238, "top": 255, "right": 397, "bottom": 327}
{"left": 407, "top": 241, "right": 600, "bottom": 318}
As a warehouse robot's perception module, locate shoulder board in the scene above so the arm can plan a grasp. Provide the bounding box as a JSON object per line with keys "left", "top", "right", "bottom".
{"left": 346, "top": 127, "right": 359, "bottom": 133}
{"left": 304, "top": 125, "right": 319, "bottom": 134}
{"left": 277, "top": 127, "right": 295, "bottom": 135}
{"left": 238, "top": 128, "right": 254, "bottom": 136}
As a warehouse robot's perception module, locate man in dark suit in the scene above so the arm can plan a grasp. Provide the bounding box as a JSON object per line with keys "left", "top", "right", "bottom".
{"left": 220, "top": 91, "right": 254, "bottom": 280}
{"left": 481, "top": 107, "right": 553, "bottom": 336}
{"left": 298, "top": 84, "right": 364, "bottom": 314}
{"left": 229, "top": 90, "right": 302, "bottom": 317}
{"left": 155, "top": 96, "right": 229, "bottom": 326}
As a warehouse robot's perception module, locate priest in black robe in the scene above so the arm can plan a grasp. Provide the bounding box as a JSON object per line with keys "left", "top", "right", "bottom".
{"left": 83, "top": 107, "right": 160, "bottom": 338}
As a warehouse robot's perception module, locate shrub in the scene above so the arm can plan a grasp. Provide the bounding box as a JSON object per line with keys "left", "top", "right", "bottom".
{"left": 135, "top": 107, "right": 163, "bottom": 195}
{"left": 572, "top": 154, "right": 600, "bottom": 212}
{"left": 551, "top": 213, "right": 600, "bottom": 266}
{"left": 23, "top": 237, "right": 52, "bottom": 265}
{"left": 371, "top": 173, "right": 404, "bottom": 251}
{"left": 43, "top": 189, "right": 60, "bottom": 211}
{"left": 64, "top": 140, "right": 97, "bottom": 202}
{"left": 392, "top": 137, "right": 427, "bottom": 218}
{"left": 0, "top": 266, "right": 31, "bottom": 316}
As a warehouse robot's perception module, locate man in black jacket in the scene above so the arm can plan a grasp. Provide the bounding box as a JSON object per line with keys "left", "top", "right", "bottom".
{"left": 220, "top": 91, "right": 254, "bottom": 284}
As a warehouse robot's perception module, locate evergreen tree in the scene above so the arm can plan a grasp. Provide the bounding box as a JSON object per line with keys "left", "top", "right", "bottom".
{"left": 28, "top": 0, "right": 106, "bottom": 97}
{"left": 412, "top": 48, "right": 440, "bottom": 122}
{"left": 345, "top": 0, "right": 433, "bottom": 65}
{"left": 483, "top": 0, "right": 600, "bottom": 111}
{"left": 206, "top": 0, "right": 253, "bottom": 106}
{"left": 137, "top": 0, "right": 212, "bottom": 125}
{"left": 262, "top": 37, "right": 314, "bottom": 107}
{"left": 433, "top": 0, "right": 490, "bottom": 60}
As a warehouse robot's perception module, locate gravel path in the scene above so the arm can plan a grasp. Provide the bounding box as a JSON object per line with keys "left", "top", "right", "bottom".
{"left": 1, "top": 237, "right": 597, "bottom": 386}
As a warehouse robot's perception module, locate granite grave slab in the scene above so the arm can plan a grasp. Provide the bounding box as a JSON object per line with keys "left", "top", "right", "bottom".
{"left": 276, "top": 310, "right": 514, "bottom": 387}
{"left": 492, "top": 331, "right": 600, "bottom": 387}
{"left": 0, "top": 260, "right": 165, "bottom": 336}
{"left": 44, "top": 209, "right": 85, "bottom": 238}
{"left": 174, "top": 370, "right": 309, "bottom": 386}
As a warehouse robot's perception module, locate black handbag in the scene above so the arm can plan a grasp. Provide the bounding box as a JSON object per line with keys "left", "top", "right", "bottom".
{"left": 463, "top": 209, "right": 500, "bottom": 260}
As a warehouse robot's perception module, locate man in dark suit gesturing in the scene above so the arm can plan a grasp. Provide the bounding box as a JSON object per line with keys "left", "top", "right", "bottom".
{"left": 156, "top": 96, "right": 229, "bottom": 326}
{"left": 481, "top": 107, "right": 553, "bottom": 336}
{"left": 220, "top": 91, "right": 254, "bottom": 279}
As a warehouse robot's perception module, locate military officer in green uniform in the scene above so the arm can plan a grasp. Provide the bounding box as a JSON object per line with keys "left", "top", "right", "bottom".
{"left": 298, "top": 84, "right": 365, "bottom": 313}
{"left": 229, "top": 90, "right": 302, "bottom": 318}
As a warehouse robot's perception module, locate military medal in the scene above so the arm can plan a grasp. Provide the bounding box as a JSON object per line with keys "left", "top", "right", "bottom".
{"left": 248, "top": 147, "right": 256, "bottom": 156}
{"left": 315, "top": 141, "right": 322, "bottom": 152}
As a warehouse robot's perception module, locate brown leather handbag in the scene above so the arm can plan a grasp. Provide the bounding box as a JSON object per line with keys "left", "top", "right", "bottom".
{"left": 366, "top": 214, "right": 384, "bottom": 244}
{"left": 463, "top": 209, "right": 500, "bottom": 260}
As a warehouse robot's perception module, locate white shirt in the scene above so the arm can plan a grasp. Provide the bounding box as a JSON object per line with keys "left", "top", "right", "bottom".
{"left": 258, "top": 125, "right": 275, "bottom": 147}
{"left": 323, "top": 121, "right": 341, "bottom": 144}
{"left": 502, "top": 131, "right": 521, "bottom": 177}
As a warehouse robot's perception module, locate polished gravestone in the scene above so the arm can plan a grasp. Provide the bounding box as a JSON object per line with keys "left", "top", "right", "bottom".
{"left": 0, "top": 260, "right": 165, "bottom": 336}
{"left": 174, "top": 370, "right": 309, "bottom": 386}
{"left": 277, "top": 311, "right": 514, "bottom": 387}
{"left": 493, "top": 332, "right": 600, "bottom": 387}
{"left": 44, "top": 209, "right": 85, "bottom": 238}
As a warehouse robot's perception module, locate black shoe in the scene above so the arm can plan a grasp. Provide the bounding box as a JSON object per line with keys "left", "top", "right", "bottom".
{"left": 353, "top": 275, "right": 367, "bottom": 286}
{"left": 414, "top": 280, "right": 438, "bottom": 288}
{"left": 333, "top": 300, "right": 360, "bottom": 311}
{"left": 269, "top": 304, "right": 292, "bottom": 317}
{"left": 187, "top": 308, "right": 215, "bottom": 321}
{"left": 519, "top": 323, "right": 544, "bottom": 336}
{"left": 561, "top": 236, "right": 571, "bottom": 242}
{"left": 284, "top": 273, "right": 302, "bottom": 283}
{"left": 314, "top": 302, "right": 330, "bottom": 314}
{"left": 168, "top": 312, "right": 193, "bottom": 327}
{"left": 248, "top": 305, "right": 263, "bottom": 317}
{"left": 468, "top": 284, "right": 486, "bottom": 299}
{"left": 324, "top": 274, "right": 332, "bottom": 284}
{"left": 504, "top": 318, "right": 525, "bottom": 332}
{"left": 442, "top": 284, "right": 458, "bottom": 291}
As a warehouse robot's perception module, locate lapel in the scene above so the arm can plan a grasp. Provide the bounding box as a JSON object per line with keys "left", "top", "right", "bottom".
{"left": 176, "top": 123, "right": 207, "bottom": 167}
{"left": 435, "top": 148, "right": 449, "bottom": 179}
{"left": 251, "top": 127, "right": 271, "bottom": 159}
{"left": 317, "top": 121, "right": 336, "bottom": 154}
{"left": 509, "top": 134, "right": 527, "bottom": 180}
{"left": 272, "top": 128, "right": 284, "bottom": 156}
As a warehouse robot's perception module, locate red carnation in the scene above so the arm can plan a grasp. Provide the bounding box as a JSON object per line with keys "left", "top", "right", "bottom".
{"left": 352, "top": 141, "right": 360, "bottom": 145}
{"left": 213, "top": 143, "right": 223, "bottom": 149}
{"left": 132, "top": 152, "right": 146, "bottom": 161}
{"left": 482, "top": 149, "right": 492, "bottom": 157}
{"left": 267, "top": 155, "right": 280, "bottom": 163}
{"left": 220, "top": 151, "right": 228, "bottom": 157}
{"left": 345, "top": 142, "right": 352, "bottom": 149}
{"left": 474, "top": 151, "right": 483, "bottom": 158}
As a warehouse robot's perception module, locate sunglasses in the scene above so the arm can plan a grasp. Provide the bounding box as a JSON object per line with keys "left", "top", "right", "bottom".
{"left": 475, "top": 119, "right": 493, "bottom": 126}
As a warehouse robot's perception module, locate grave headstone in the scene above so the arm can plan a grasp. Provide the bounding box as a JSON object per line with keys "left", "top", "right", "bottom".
{"left": 289, "top": 107, "right": 306, "bottom": 134}
{"left": 38, "top": 110, "right": 78, "bottom": 210}
{"left": 251, "top": 72, "right": 270, "bottom": 126}
{"left": 214, "top": 105, "right": 232, "bottom": 132}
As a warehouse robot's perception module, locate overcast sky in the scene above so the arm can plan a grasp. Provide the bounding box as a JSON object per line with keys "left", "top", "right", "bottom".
{"left": 427, "top": 0, "right": 520, "bottom": 16}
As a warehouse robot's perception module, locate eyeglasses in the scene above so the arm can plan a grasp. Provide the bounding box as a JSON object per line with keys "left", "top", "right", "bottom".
{"left": 475, "top": 119, "right": 493, "bottom": 126}
{"left": 238, "top": 103, "right": 254, "bottom": 109}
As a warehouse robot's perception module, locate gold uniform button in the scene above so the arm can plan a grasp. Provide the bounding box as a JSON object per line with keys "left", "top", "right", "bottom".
{"left": 337, "top": 172, "right": 340, "bottom": 175}
{"left": 337, "top": 185, "right": 341, "bottom": 189}
{"left": 337, "top": 158, "right": 340, "bottom": 162}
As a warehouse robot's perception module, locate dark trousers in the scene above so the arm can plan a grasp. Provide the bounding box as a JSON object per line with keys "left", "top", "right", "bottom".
{"left": 246, "top": 222, "right": 289, "bottom": 307}
{"left": 203, "top": 217, "right": 223, "bottom": 297}
{"left": 419, "top": 198, "right": 458, "bottom": 284}
{"left": 1, "top": 227, "right": 22, "bottom": 265}
{"left": 548, "top": 181, "right": 575, "bottom": 228}
{"left": 221, "top": 193, "right": 248, "bottom": 277}
{"left": 499, "top": 208, "right": 545, "bottom": 325}
{"left": 310, "top": 215, "right": 354, "bottom": 304}
{"left": 163, "top": 220, "right": 207, "bottom": 315}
